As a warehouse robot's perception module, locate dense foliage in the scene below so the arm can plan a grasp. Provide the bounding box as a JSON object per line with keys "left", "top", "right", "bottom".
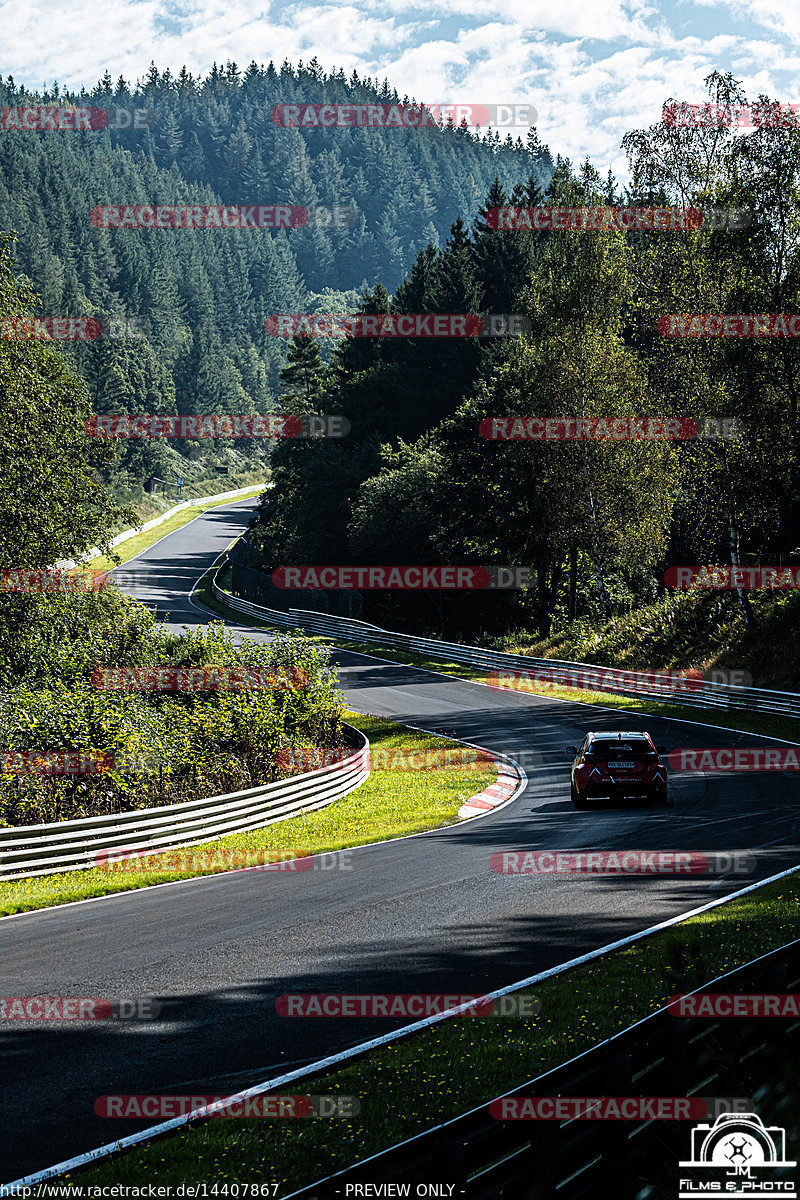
{"left": 0, "top": 61, "right": 552, "bottom": 498}
{"left": 0, "top": 233, "right": 135, "bottom": 562}
{"left": 249, "top": 72, "right": 800, "bottom": 639}
{"left": 0, "top": 625, "right": 344, "bottom": 826}
{"left": 0, "top": 227, "right": 344, "bottom": 824}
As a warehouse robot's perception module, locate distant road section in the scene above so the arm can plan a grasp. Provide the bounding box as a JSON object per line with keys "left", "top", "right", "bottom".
{"left": 111, "top": 496, "right": 257, "bottom": 627}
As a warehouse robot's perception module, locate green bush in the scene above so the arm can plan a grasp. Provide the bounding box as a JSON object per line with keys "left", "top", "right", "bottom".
{"left": 0, "top": 616, "right": 346, "bottom": 825}
{"left": 0, "top": 586, "right": 163, "bottom": 688}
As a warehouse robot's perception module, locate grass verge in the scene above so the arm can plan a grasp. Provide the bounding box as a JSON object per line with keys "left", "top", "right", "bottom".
{"left": 60, "top": 869, "right": 800, "bottom": 1190}
{"left": 0, "top": 712, "right": 496, "bottom": 917}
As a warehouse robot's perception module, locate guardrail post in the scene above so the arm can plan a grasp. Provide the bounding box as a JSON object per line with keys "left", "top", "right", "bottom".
{"left": 598, "top": 1051, "right": 632, "bottom": 1197}
{"left": 665, "top": 1016, "right": 690, "bottom": 1093}
{"left": 767, "top": 960, "right": 788, "bottom": 992}
{"left": 525, "top": 1120, "right": 558, "bottom": 1200}
{"left": 763, "top": 959, "right": 789, "bottom": 1060}
{"left": 440, "top": 1138, "right": 469, "bottom": 1192}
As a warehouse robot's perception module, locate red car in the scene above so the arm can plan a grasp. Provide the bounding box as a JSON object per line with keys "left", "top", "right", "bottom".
{"left": 565, "top": 731, "right": 668, "bottom": 809}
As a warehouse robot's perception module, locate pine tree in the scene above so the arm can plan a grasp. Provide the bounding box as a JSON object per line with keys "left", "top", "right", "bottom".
{"left": 279, "top": 335, "right": 325, "bottom": 404}
{"left": 156, "top": 109, "right": 184, "bottom": 163}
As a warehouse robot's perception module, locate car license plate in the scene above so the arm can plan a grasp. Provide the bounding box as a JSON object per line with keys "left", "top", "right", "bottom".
{"left": 615, "top": 761, "right": 635, "bottom": 769}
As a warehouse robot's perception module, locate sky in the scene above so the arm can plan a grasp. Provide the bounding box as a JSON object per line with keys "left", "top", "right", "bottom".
{"left": 1, "top": 0, "right": 797, "bottom": 180}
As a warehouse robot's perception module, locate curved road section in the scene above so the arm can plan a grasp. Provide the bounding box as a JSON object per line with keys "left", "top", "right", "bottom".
{"left": 2, "top": 498, "right": 799, "bottom": 1179}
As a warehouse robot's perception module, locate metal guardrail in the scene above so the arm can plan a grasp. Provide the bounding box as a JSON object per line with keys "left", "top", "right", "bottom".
{"left": 290, "top": 939, "right": 800, "bottom": 1200}
{"left": 212, "top": 569, "right": 800, "bottom": 720}
{"left": 0, "top": 727, "right": 369, "bottom": 881}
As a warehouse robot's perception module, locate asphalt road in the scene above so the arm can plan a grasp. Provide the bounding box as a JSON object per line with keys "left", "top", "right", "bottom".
{"left": 2, "top": 499, "right": 799, "bottom": 1181}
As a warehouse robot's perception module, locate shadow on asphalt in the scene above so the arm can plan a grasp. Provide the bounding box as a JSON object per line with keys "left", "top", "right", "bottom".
{"left": 4, "top": 832, "right": 799, "bottom": 1181}
{"left": 5, "top": 636, "right": 799, "bottom": 1179}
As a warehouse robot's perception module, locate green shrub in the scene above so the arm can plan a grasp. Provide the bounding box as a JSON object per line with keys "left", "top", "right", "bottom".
{"left": 0, "top": 621, "right": 346, "bottom": 825}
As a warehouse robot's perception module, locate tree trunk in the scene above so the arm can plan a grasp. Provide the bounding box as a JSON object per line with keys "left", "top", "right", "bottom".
{"left": 729, "top": 519, "right": 754, "bottom": 630}
{"left": 580, "top": 445, "right": 612, "bottom": 619}
{"left": 568, "top": 545, "right": 578, "bottom": 621}
{"left": 537, "top": 562, "right": 563, "bottom": 636}
{"left": 578, "top": 366, "right": 612, "bottom": 620}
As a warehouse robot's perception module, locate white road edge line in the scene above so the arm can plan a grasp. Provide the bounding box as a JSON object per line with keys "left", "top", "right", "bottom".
{"left": 8, "top": 859, "right": 799, "bottom": 1188}
{"left": 329, "top": 643, "right": 800, "bottom": 746}
{"left": 202, "top": 533, "right": 800, "bottom": 748}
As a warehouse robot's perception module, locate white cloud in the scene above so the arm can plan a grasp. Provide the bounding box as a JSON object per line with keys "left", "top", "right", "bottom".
{"left": 3, "top": 0, "right": 800, "bottom": 181}
{"left": 360, "top": 0, "right": 658, "bottom": 40}
{"left": 690, "top": 0, "right": 800, "bottom": 44}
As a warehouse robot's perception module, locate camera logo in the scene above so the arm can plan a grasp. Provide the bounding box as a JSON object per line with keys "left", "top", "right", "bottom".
{"left": 679, "top": 1113, "right": 796, "bottom": 1197}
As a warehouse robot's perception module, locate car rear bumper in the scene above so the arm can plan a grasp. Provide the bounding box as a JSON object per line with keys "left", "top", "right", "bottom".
{"left": 582, "top": 778, "right": 666, "bottom": 800}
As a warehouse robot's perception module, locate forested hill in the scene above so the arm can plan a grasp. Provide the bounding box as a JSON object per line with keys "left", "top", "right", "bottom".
{"left": 0, "top": 61, "right": 554, "bottom": 426}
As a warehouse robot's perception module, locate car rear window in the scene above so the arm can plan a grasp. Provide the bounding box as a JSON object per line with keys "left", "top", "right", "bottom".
{"left": 587, "top": 740, "right": 654, "bottom": 760}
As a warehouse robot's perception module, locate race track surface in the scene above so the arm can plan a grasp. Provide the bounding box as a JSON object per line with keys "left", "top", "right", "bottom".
{"left": 2, "top": 500, "right": 798, "bottom": 1180}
